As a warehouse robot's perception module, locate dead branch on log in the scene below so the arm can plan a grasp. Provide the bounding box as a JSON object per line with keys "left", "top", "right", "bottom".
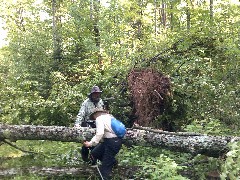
{"left": 180, "top": 159, "right": 209, "bottom": 167}
{"left": 132, "top": 125, "right": 203, "bottom": 136}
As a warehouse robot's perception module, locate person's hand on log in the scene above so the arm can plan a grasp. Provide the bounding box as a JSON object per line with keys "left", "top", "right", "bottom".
{"left": 74, "top": 124, "right": 81, "bottom": 128}
{"left": 133, "top": 123, "right": 140, "bottom": 128}
{"left": 83, "top": 141, "right": 91, "bottom": 147}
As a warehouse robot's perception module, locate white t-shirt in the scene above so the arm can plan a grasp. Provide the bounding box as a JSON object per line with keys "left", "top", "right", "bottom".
{"left": 89, "top": 114, "right": 117, "bottom": 146}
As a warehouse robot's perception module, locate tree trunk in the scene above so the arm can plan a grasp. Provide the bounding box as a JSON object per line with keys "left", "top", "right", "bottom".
{"left": 90, "top": 0, "right": 102, "bottom": 65}
{"left": 170, "top": 1, "right": 173, "bottom": 31}
{"left": 154, "top": 0, "right": 157, "bottom": 36}
{"left": 161, "top": 0, "right": 166, "bottom": 28}
{"left": 52, "top": 0, "right": 62, "bottom": 62}
{"left": 209, "top": 0, "right": 213, "bottom": 22}
{"left": 186, "top": 4, "right": 190, "bottom": 31}
{"left": 0, "top": 124, "right": 239, "bottom": 157}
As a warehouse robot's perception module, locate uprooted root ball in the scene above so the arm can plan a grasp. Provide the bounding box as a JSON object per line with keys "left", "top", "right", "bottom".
{"left": 128, "top": 68, "right": 172, "bottom": 128}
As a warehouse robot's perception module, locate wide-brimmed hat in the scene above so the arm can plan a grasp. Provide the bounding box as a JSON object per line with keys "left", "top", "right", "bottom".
{"left": 89, "top": 86, "right": 102, "bottom": 95}
{"left": 89, "top": 108, "right": 108, "bottom": 120}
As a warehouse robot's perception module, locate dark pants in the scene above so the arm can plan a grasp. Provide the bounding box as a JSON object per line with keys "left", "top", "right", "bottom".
{"left": 91, "top": 138, "right": 122, "bottom": 180}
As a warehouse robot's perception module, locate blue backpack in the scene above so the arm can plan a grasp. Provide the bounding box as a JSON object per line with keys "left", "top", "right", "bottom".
{"left": 111, "top": 118, "right": 126, "bottom": 138}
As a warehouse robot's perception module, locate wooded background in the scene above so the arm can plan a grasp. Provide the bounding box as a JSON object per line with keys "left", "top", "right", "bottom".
{"left": 0, "top": 0, "right": 239, "bottom": 179}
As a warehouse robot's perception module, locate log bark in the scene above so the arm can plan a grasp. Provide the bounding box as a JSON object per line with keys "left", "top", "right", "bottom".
{"left": 0, "top": 166, "right": 94, "bottom": 178}
{"left": 0, "top": 165, "right": 137, "bottom": 179}
{"left": 0, "top": 124, "right": 239, "bottom": 157}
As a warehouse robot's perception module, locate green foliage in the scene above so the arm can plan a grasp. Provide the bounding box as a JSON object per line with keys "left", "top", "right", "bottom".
{"left": 136, "top": 154, "right": 188, "bottom": 180}
{"left": 183, "top": 118, "right": 238, "bottom": 136}
{"left": 117, "top": 145, "right": 223, "bottom": 179}
{"left": 1, "top": 0, "right": 239, "bottom": 130}
{"left": 117, "top": 146, "right": 189, "bottom": 179}
{"left": 164, "top": 32, "right": 240, "bottom": 131}
{"left": 0, "top": 141, "right": 232, "bottom": 179}
{"left": 0, "top": 0, "right": 240, "bottom": 178}
{"left": 221, "top": 142, "right": 240, "bottom": 180}
{"left": 0, "top": 140, "right": 81, "bottom": 168}
{"left": 0, "top": 140, "right": 92, "bottom": 179}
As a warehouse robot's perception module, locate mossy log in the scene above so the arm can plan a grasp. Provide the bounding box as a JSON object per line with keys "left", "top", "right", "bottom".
{"left": 0, "top": 124, "right": 239, "bottom": 157}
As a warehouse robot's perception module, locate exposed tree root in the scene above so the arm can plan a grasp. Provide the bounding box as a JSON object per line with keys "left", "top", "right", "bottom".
{"left": 128, "top": 68, "right": 172, "bottom": 128}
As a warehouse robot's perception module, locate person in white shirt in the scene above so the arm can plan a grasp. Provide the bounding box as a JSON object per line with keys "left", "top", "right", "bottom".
{"left": 84, "top": 108, "right": 122, "bottom": 180}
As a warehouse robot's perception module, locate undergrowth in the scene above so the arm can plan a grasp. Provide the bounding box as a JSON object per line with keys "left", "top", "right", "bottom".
{"left": 0, "top": 139, "right": 239, "bottom": 179}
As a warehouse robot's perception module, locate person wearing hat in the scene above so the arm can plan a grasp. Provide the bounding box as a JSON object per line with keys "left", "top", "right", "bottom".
{"left": 75, "top": 85, "right": 104, "bottom": 128}
{"left": 84, "top": 108, "right": 122, "bottom": 180}
{"left": 74, "top": 85, "right": 105, "bottom": 162}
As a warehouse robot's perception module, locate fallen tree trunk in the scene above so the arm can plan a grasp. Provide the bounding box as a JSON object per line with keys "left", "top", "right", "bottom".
{"left": 0, "top": 124, "right": 239, "bottom": 157}
{"left": 0, "top": 166, "right": 137, "bottom": 179}
{"left": 0, "top": 166, "right": 94, "bottom": 178}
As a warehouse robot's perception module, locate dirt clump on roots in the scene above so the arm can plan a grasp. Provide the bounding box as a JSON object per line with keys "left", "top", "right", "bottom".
{"left": 128, "top": 68, "right": 172, "bottom": 128}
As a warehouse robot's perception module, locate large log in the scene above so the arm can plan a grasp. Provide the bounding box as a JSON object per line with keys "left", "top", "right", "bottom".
{"left": 0, "top": 124, "right": 239, "bottom": 157}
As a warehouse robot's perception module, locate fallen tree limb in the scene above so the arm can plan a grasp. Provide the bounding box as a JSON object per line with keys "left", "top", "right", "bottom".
{"left": 132, "top": 125, "right": 203, "bottom": 136}
{"left": 0, "top": 166, "right": 137, "bottom": 179}
{"left": 0, "top": 166, "right": 95, "bottom": 178}
{"left": 2, "top": 139, "right": 38, "bottom": 154}
{"left": 0, "top": 124, "right": 239, "bottom": 157}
